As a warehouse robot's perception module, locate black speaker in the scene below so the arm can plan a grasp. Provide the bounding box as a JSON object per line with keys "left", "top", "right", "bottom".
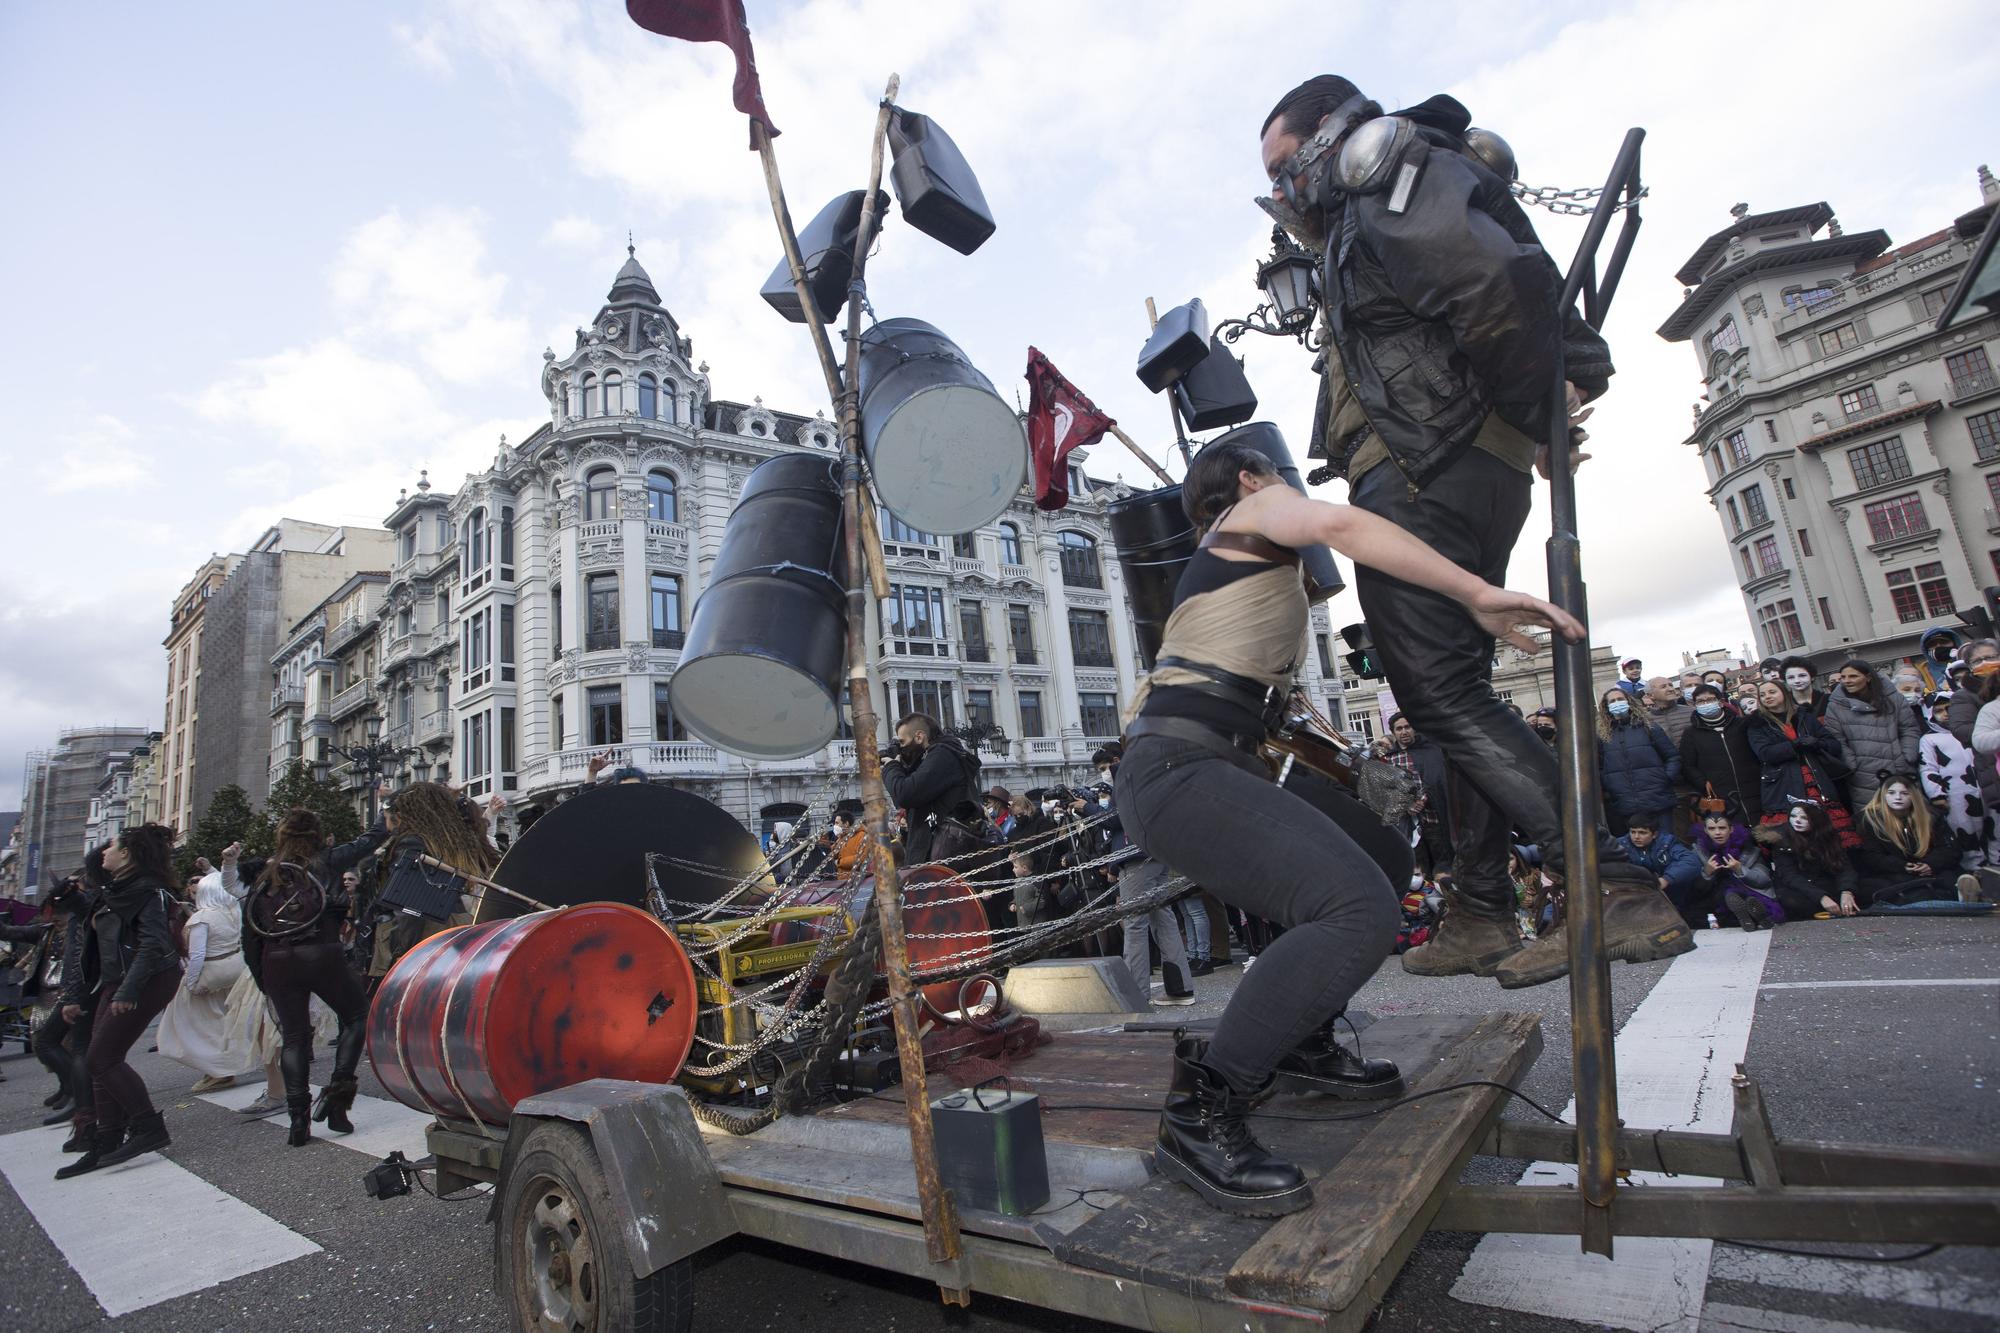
{"left": 761, "top": 189, "right": 890, "bottom": 324}
{"left": 1172, "top": 335, "right": 1258, "bottom": 431}
{"left": 888, "top": 110, "right": 996, "bottom": 255}
{"left": 1136, "top": 298, "right": 1210, "bottom": 392}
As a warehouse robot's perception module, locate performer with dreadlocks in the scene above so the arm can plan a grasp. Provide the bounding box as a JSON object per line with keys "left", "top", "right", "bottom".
{"left": 240, "top": 808, "right": 388, "bottom": 1146}
{"left": 1117, "top": 440, "right": 1580, "bottom": 1216}
{"left": 370, "top": 781, "right": 502, "bottom": 971}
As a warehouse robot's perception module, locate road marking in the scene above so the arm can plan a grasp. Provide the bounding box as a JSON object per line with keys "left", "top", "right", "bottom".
{"left": 198, "top": 1081, "right": 434, "bottom": 1159}
{"left": 1451, "top": 929, "right": 1773, "bottom": 1332}
{"left": 1698, "top": 1301, "right": 1909, "bottom": 1333}
{"left": 1709, "top": 1247, "right": 2000, "bottom": 1317}
{"left": 1758, "top": 978, "right": 1997, "bottom": 990}
{"left": 0, "top": 1123, "right": 319, "bottom": 1317}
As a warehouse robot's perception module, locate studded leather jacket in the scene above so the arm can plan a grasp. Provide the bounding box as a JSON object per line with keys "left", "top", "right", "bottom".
{"left": 1315, "top": 126, "right": 1613, "bottom": 488}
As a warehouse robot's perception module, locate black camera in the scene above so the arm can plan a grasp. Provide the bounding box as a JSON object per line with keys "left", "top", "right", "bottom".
{"left": 363, "top": 1150, "right": 415, "bottom": 1200}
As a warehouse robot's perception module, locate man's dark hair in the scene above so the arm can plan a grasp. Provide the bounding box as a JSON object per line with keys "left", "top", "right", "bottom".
{"left": 1779, "top": 656, "right": 1815, "bottom": 679}
{"left": 1625, "top": 815, "right": 1660, "bottom": 834}
{"left": 1261, "top": 74, "right": 1372, "bottom": 139}
{"left": 1182, "top": 440, "right": 1278, "bottom": 530}
{"left": 1388, "top": 712, "right": 1410, "bottom": 730}
{"left": 1090, "top": 747, "right": 1118, "bottom": 767}
{"left": 895, "top": 712, "right": 939, "bottom": 740}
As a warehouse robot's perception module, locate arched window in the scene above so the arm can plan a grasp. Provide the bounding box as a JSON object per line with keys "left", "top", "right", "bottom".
{"left": 603, "top": 371, "right": 623, "bottom": 415}
{"left": 581, "top": 373, "right": 599, "bottom": 418}
{"left": 558, "top": 383, "right": 571, "bottom": 420}
{"left": 638, "top": 374, "right": 658, "bottom": 419}
{"left": 1058, "top": 530, "right": 1101, "bottom": 588}
{"left": 465, "top": 508, "right": 488, "bottom": 568}
{"left": 647, "top": 470, "right": 677, "bottom": 523}
{"left": 662, "top": 379, "right": 679, "bottom": 424}
{"left": 585, "top": 467, "right": 617, "bottom": 522}
{"left": 998, "top": 522, "right": 1022, "bottom": 566}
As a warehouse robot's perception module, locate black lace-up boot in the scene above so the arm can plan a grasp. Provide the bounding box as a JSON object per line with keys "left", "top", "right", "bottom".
{"left": 1153, "top": 1037, "right": 1310, "bottom": 1217}
{"left": 1273, "top": 1016, "right": 1404, "bottom": 1099}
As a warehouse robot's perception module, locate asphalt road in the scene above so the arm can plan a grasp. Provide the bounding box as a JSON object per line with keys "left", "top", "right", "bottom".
{"left": 0, "top": 914, "right": 1993, "bottom": 1332}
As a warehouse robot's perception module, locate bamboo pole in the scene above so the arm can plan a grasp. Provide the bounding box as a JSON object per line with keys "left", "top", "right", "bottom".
{"left": 753, "top": 81, "right": 966, "bottom": 1284}
{"left": 1105, "top": 422, "right": 1174, "bottom": 485}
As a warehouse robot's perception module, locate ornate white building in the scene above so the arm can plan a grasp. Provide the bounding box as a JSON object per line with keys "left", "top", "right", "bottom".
{"left": 360, "top": 251, "right": 1341, "bottom": 828}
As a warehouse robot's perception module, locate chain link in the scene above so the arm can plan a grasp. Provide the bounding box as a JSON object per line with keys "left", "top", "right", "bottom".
{"left": 1510, "top": 180, "right": 1648, "bottom": 217}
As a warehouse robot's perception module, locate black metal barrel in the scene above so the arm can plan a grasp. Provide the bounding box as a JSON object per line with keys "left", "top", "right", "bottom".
{"left": 1106, "top": 483, "right": 1196, "bottom": 672}
{"left": 856, "top": 317, "right": 1027, "bottom": 536}
{"left": 1202, "top": 422, "right": 1345, "bottom": 602}
{"left": 672, "top": 453, "right": 848, "bottom": 759}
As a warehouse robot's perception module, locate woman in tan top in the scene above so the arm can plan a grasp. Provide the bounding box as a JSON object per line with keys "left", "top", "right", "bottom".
{"left": 1119, "top": 439, "right": 1578, "bottom": 1218}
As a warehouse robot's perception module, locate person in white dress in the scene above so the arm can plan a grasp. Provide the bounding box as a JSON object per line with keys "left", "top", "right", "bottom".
{"left": 156, "top": 870, "right": 257, "bottom": 1092}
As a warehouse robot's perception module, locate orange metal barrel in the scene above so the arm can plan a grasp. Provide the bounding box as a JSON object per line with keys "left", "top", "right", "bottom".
{"left": 766, "top": 864, "right": 991, "bottom": 1012}
{"left": 367, "top": 902, "right": 698, "bottom": 1127}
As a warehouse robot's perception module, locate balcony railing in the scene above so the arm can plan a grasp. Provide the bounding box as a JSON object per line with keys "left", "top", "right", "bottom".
{"left": 326, "top": 613, "right": 371, "bottom": 654}
{"left": 1001, "top": 563, "right": 1032, "bottom": 580}
{"left": 328, "top": 680, "right": 372, "bottom": 719}
{"left": 651, "top": 628, "right": 685, "bottom": 651}
{"left": 417, "top": 709, "right": 450, "bottom": 743}
{"left": 1071, "top": 649, "right": 1116, "bottom": 669}
{"left": 585, "top": 629, "right": 621, "bottom": 652}
{"left": 271, "top": 683, "right": 305, "bottom": 711}
{"left": 951, "top": 556, "right": 984, "bottom": 576}
{"left": 963, "top": 643, "right": 991, "bottom": 663}
{"left": 579, "top": 521, "right": 621, "bottom": 542}
{"left": 646, "top": 521, "right": 688, "bottom": 544}
{"left": 1951, "top": 367, "right": 2000, "bottom": 400}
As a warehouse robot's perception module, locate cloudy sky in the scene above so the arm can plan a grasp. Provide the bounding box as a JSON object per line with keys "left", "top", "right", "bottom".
{"left": 2, "top": 0, "right": 1995, "bottom": 808}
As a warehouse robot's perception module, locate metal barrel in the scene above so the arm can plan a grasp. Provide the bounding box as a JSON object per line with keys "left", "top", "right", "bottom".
{"left": 366, "top": 902, "right": 698, "bottom": 1127}
{"left": 1105, "top": 483, "right": 1195, "bottom": 672}
{"left": 856, "top": 317, "right": 1028, "bottom": 535}
{"left": 673, "top": 452, "right": 848, "bottom": 760}
{"left": 765, "top": 865, "right": 990, "bottom": 1014}
{"left": 1202, "top": 422, "right": 1347, "bottom": 601}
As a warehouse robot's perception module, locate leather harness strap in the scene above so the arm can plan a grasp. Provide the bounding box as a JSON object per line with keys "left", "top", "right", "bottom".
{"left": 1199, "top": 529, "right": 1300, "bottom": 566}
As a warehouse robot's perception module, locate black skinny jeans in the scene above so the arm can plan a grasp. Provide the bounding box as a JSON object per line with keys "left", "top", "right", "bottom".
{"left": 1116, "top": 736, "right": 1398, "bottom": 1093}
{"left": 1351, "top": 450, "right": 1639, "bottom": 917}
{"left": 261, "top": 939, "right": 369, "bottom": 1097}
{"left": 35, "top": 1003, "right": 95, "bottom": 1122}
{"left": 85, "top": 968, "right": 181, "bottom": 1133}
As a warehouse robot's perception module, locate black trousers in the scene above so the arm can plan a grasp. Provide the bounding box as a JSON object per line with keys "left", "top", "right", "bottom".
{"left": 85, "top": 969, "right": 181, "bottom": 1133}
{"left": 1116, "top": 735, "right": 1398, "bottom": 1093}
{"left": 36, "top": 1002, "right": 94, "bottom": 1122}
{"left": 261, "top": 940, "right": 369, "bottom": 1099}
{"left": 1352, "top": 451, "right": 1637, "bottom": 917}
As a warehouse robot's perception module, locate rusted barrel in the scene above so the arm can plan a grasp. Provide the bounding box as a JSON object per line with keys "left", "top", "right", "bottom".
{"left": 767, "top": 865, "right": 992, "bottom": 1013}
{"left": 367, "top": 902, "right": 697, "bottom": 1127}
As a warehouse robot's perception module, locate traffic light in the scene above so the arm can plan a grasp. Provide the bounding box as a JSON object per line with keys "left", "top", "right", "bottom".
{"left": 1959, "top": 587, "right": 2000, "bottom": 642}
{"left": 1340, "top": 622, "right": 1384, "bottom": 681}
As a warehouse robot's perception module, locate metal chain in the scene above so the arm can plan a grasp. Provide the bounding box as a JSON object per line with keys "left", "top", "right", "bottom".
{"left": 1510, "top": 179, "right": 1648, "bottom": 217}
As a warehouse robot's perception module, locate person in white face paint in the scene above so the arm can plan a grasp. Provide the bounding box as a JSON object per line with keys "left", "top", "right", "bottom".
{"left": 1765, "top": 801, "right": 1859, "bottom": 919}
{"left": 1779, "top": 657, "right": 1828, "bottom": 719}
{"left": 1851, "top": 775, "right": 1982, "bottom": 906}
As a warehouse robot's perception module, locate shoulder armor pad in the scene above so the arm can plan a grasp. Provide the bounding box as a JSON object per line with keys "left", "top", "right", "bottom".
{"left": 1462, "top": 127, "right": 1518, "bottom": 182}
{"left": 1333, "top": 116, "right": 1416, "bottom": 194}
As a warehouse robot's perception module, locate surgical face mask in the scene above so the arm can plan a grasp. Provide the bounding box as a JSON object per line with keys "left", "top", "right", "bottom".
{"left": 1606, "top": 699, "right": 1630, "bottom": 718}
{"left": 1789, "top": 808, "right": 1812, "bottom": 832}
{"left": 1098, "top": 796, "right": 1111, "bottom": 809}
{"left": 1785, "top": 669, "right": 1812, "bottom": 692}
{"left": 1885, "top": 785, "right": 1914, "bottom": 812}
{"left": 1898, "top": 687, "right": 1923, "bottom": 701}
{"left": 1041, "top": 800, "right": 1057, "bottom": 815}
{"left": 1682, "top": 687, "right": 1696, "bottom": 701}
{"left": 1696, "top": 701, "right": 1723, "bottom": 718}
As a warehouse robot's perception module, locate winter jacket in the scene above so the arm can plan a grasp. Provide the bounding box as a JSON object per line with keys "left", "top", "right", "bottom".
{"left": 1680, "top": 711, "right": 1763, "bottom": 821}
{"left": 1951, "top": 690, "right": 2000, "bottom": 813}
{"left": 1614, "top": 831, "right": 1704, "bottom": 897}
{"left": 1387, "top": 737, "right": 1451, "bottom": 826}
{"left": 881, "top": 734, "right": 983, "bottom": 863}
{"left": 239, "top": 818, "right": 388, "bottom": 982}
{"left": 1315, "top": 122, "right": 1611, "bottom": 487}
{"left": 1919, "top": 725, "right": 1983, "bottom": 843}
{"left": 54, "top": 890, "right": 101, "bottom": 1009}
{"left": 1851, "top": 815, "right": 1963, "bottom": 890}
{"left": 1760, "top": 828, "right": 1858, "bottom": 918}
{"left": 91, "top": 872, "right": 182, "bottom": 1004}
{"left": 1598, "top": 718, "right": 1682, "bottom": 820}
{"left": 1744, "top": 709, "right": 1847, "bottom": 815}
{"left": 1821, "top": 679, "right": 1922, "bottom": 804}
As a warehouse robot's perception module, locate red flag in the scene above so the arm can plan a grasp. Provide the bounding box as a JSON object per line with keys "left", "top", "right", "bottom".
{"left": 627, "top": 0, "right": 779, "bottom": 147}
{"left": 1025, "top": 348, "right": 1116, "bottom": 511}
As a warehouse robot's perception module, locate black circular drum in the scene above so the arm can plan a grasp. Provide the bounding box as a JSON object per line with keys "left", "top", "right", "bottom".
{"left": 1201, "top": 422, "right": 1346, "bottom": 602}
{"left": 673, "top": 452, "right": 848, "bottom": 759}
{"left": 1106, "top": 483, "right": 1196, "bottom": 672}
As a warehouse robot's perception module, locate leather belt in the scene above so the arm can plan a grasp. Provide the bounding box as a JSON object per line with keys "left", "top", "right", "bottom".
{"left": 1122, "top": 716, "right": 1271, "bottom": 778}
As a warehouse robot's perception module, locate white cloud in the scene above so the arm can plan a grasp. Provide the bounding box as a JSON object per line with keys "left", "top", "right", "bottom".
{"left": 543, "top": 214, "right": 608, "bottom": 251}
{"left": 391, "top": 21, "right": 455, "bottom": 76}
{"left": 36, "top": 414, "right": 153, "bottom": 494}
{"left": 329, "top": 207, "right": 532, "bottom": 384}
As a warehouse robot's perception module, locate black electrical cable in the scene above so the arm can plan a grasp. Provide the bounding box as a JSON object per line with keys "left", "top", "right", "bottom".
{"left": 1716, "top": 1239, "right": 1945, "bottom": 1264}
{"left": 410, "top": 1167, "right": 493, "bottom": 1203}
{"left": 868, "top": 1078, "right": 1569, "bottom": 1126}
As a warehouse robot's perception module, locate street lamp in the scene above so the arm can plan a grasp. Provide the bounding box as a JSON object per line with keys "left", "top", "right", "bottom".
{"left": 949, "top": 720, "right": 1010, "bottom": 755}
{"left": 328, "top": 715, "right": 419, "bottom": 824}
{"left": 1212, "top": 228, "right": 1323, "bottom": 347}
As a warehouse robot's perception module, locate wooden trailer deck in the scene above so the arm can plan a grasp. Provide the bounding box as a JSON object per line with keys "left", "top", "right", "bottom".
{"left": 700, "top": 1010, "right": 1544, "bottom": 1330}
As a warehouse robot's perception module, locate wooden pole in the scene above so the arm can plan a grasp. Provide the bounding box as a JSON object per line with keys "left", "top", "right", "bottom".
{"left": 753, "top": 82, "right": 966, "bottom": 1284}
{"left": 1105, "top": 422, "right": 1174, "bottom": 486}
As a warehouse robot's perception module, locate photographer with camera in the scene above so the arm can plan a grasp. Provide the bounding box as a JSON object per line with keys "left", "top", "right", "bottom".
{"left": 879, "top": 713, "right": 983, "bottom": 864}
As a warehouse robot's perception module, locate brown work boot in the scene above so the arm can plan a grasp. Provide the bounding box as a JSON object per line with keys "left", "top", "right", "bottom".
{"left": 1401, "top": 900, "right": 1522, "bottom": 977}
{"left": 1495, "top": 875, "right": 1694, "bottom": 989}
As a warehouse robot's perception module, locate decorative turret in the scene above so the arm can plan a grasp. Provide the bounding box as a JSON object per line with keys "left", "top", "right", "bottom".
{"left": 542, "top": 244, "right": 702, "bottom": 428}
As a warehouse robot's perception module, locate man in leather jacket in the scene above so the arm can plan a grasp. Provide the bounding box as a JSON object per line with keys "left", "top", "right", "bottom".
{"left": 1258, "top": 75, "right": 1690, "bottom": 987}
{"left": 880, "top": 713, "right": 983, "bottom": 864}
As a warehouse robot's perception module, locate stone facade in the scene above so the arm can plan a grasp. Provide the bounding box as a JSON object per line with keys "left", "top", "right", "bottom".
{"left": 352, "top": 252, "right": 1342, "bottom": 829}
{"left": 161, "top": 556, "right": 237, "bottom": 838}
{"left": 17, "top": 728, "right": 151, "bottom": 896}
{"left": 1662, "top": 173, "right": 2000, "bottom": 671}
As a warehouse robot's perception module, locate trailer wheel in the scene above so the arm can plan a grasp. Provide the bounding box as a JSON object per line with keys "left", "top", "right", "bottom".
{"left": 499, "top": 1120, "right": 693, "bottom": 1333}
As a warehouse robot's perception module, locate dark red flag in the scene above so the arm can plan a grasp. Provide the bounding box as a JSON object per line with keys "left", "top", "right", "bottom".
{"left": 1025, "top": 348, "right": 1116, "bottom": 511}
{"left": 627, "top": 0, "right": 779, "bottom": 147}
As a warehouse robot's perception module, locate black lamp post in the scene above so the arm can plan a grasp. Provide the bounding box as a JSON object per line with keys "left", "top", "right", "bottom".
{"left": 1212, "top": 228, "right": 1323, "bottom": 347}
{"left": 949, "top": 720, "right": 1010, "bottom": 755}
{"left": 326, "top": 716, "right": 419, "bottom": 824}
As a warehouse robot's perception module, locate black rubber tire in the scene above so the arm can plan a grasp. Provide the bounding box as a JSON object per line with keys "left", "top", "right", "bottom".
{"left": 497, "top": 1120, "right": 693, "bottom": 1333}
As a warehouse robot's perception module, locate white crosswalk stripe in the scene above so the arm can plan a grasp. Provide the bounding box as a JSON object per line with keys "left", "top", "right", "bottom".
{"left": 0, "top": 1123, "right": 319, "bottom": 1317}
{"left": 198, "top": 1079, "right": 434, "bottom": 1158}
{"left": 1697, "top": 1302, "right": 1912, "bottom": 1333}
{"left": 1708, "top": 1247, "right": 2000, "bottom": 1319}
